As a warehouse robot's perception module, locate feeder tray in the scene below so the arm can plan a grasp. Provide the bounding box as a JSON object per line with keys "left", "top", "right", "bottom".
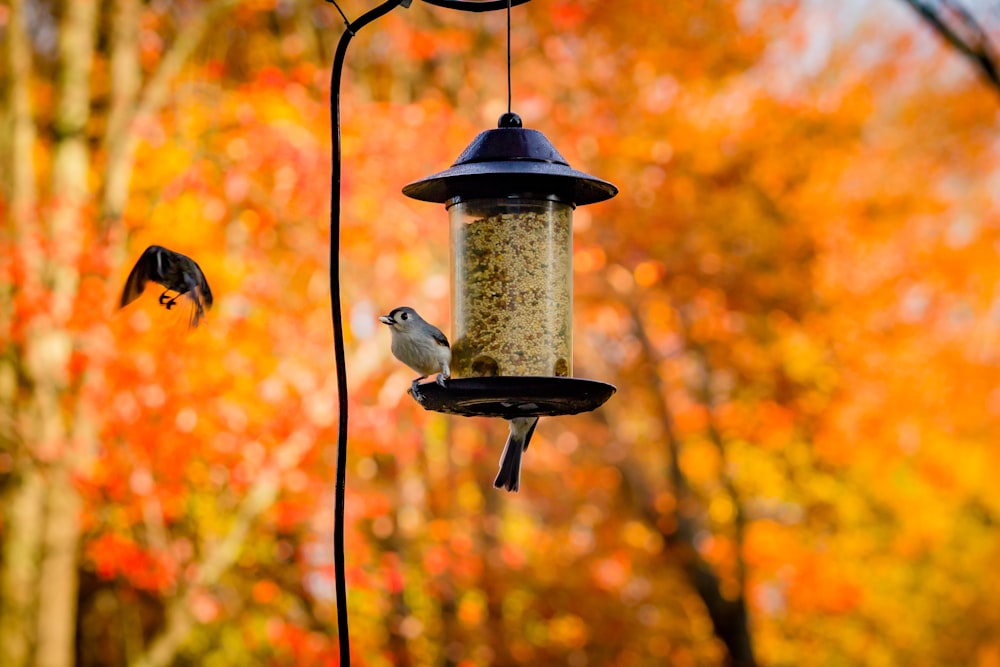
{"left": 409, "top": 376, "right": 616, "bottom": 419}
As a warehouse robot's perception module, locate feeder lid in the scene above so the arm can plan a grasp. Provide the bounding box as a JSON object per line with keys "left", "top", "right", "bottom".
{"left": 402, "top": 113, "right": 619, "bottom": 206}
{"left": 409, "top": 376, "right": 616, "bottom": 419}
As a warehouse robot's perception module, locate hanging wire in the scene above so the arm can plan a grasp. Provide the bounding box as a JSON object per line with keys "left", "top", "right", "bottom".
{"left": 329, "top": 0, "right": 354, "bottom": 33}
{"left": 507, "top": 0, "right": 512, "bottom": 113}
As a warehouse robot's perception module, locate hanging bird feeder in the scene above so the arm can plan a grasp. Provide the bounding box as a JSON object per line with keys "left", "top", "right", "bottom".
{"left": 401, "top": 111, "right": 619, "bottom": 418}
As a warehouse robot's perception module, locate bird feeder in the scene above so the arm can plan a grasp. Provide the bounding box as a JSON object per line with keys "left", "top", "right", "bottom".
{"left": 401, "top": 112, "right": 619, "bottom": 418}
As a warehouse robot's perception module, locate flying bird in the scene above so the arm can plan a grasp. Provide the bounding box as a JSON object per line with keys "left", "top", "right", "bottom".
{"left": 120, "top": 245, "right": 213, "bottom": 328}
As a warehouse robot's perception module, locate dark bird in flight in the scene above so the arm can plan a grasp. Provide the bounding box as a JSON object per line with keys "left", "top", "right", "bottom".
{"left": 120, "top": 245, "right": 213, "bottom": 328}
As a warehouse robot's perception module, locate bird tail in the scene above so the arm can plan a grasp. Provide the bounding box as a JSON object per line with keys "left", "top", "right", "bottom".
{"left": 494, "top": 417, "right": 538, "bottom": 493}
{"left": 187, "top": 285, "right": 207, "bottom": 328}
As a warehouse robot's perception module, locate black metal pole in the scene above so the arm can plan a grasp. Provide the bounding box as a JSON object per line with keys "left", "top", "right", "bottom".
{"left": 327, "top": 1, "right": 531, "bottom": 663}
{"left": 328, "top": 2, "right": 407, "bottom": 664}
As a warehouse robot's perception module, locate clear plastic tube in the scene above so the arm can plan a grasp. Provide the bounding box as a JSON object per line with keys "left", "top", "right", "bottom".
{"left": 449, "top": 198, "right": 573, "bottom": 378}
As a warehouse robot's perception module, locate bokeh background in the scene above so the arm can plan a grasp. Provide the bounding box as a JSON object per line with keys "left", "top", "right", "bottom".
{"left": 3, "top": 0, "right": 1000, "bottom": 665}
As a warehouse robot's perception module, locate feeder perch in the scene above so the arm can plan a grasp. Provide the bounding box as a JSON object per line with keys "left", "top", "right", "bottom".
{"left": 402, "top": 112, "right": 618, "bottom": 418}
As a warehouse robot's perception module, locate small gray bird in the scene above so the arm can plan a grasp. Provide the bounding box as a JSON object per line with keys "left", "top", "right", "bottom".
{"left": 379, "top": 306, "right": 451, "bottom": 399}
{"left": 120, "top": 245, "right": 213, "bottom": 328}
{"left": 494, "top": 417, "right": 539, "bottom": 493}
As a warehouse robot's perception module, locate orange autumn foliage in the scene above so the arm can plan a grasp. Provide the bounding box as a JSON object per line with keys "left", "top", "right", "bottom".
{"left": 2, "top": 1, "right": 1000, "bottom": 666}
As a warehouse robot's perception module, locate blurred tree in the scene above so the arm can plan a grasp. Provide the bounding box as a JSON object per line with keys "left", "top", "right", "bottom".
{"left": 0, "top": 1, "right": 246, "bottom": 665}
{"left": 2, "top": 0, "right": 101, "bottom": 664}
{"left": 2, "top": 1, "right": 1000, "bottom": 666}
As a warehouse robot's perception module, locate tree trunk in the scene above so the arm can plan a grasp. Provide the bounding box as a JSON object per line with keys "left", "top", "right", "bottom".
{"left": 1, "top": 468, "right": 45, "bottom": 667}
{"left": 35, "top": 467, "right": 85, "bottom": 667}
{"left": 1, "top": 1, "right": 44, "bottom": 665}
{"left": 5, "top": 0, "right": 246, "bottom": 665}
{"left": 100, "top": 0, "right": 141, "bottom": 239}
{"left": 31, "top": 1, "right": 100, "bottom": 666}
{"left": 617, "top": 303, "right": 758, "bottom": 667}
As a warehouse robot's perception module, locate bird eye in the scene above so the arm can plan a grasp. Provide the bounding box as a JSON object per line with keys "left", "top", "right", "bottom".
{"left": 400, "top": 312, "right": 409, "bottom": 321}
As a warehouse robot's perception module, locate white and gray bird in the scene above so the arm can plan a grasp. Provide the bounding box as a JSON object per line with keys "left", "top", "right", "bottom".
{"left": 494, "top": 417, "right": 539, "bottom": 493}
{"left": 379, "top": 306, "right": 539, "bottom": 492}
{"left": 379, "top": 306, "right": 451, "bottom": 399}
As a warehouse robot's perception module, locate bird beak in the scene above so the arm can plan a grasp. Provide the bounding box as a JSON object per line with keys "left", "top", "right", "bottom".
{"left": 378, "top": 315, "right": 394, "bottom": 325}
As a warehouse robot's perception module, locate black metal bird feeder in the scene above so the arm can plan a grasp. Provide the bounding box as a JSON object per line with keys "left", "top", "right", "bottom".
{"left": 402, "top": 111, "right": 619, "bottom": 418}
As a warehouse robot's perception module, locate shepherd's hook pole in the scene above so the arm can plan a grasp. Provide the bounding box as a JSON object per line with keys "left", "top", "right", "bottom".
{"left": 327, "top": 2, "right": 409, "bottom": 664}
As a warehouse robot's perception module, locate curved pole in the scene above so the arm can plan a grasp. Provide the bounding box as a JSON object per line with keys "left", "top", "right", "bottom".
{"left": 327, "top": 0, "right": 531, "bottom": 663}
{"left": 328, "top": 2, "right": 407, "bottom": 665}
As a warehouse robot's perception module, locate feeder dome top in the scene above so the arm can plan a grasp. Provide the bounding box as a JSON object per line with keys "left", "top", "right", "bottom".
{"left": 402, "top": 113, "right": 618, "bottom": 206}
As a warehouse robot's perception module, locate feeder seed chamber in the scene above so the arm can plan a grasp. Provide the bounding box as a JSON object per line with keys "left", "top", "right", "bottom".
{"left": 402, "top": 112, "right": 619, "bottom": 419}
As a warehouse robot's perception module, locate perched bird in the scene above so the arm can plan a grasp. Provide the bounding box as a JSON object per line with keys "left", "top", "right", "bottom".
{"left": 120, "top": 245, "right": 213, "bottom": 328}
{"left": 379, "top": 306, "right": 451, "bottom": 399}
{"left": 494, "top": 417, "right": 539, "bottom": 493}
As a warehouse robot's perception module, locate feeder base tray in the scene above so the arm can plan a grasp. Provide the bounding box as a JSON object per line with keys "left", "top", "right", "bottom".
{"left": 409, "top": 376, "right": 616, "bottom": 418}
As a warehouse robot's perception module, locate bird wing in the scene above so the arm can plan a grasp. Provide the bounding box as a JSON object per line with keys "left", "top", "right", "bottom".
{"left": 430, "top": 326, "right": 450, "bottom": 348}
{"left": 119, "top": 246, "right": 160, "bottom": 308}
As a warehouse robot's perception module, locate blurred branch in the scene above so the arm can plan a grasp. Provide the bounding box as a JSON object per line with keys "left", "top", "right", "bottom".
{"left": 676, "top": 308, "right": 749, "bottom": 594}
{"left": 0, "top": 0, "right": 35, "bottom": 432}
{"left": 1, "top": 0, "right": 37, "bottom": 225}
{"left": 0, "top": 469, "right": 44, "bottom": 667}
{"left": 901, "top": 0, "right": 1000, "bottom": 97}
{"left": 100, "top": 0, "right": 141, "bottom": 238}
{"left": 31, "top": 1, "right": 101, "bottom": 665}
{"left": 619, "top": 299, "right": 756, "bottom": 667}
{"left": 676, "top": 313, "right": 755, "bottom": 667}
{"left": 99, "top": 0, "right": 240, "bottom": 238}
{"left": 45, "top": 0, "right": 98, "bottom": 322}
{"left": 1, "top": 4, "right": 66, "bottom": 645}
{"left": 617, "top": 459, "right": 755, "bottom": 667}
{"left": 132, "top": 0, "right": 239, "bottom": 152}
{"left": 293, "top": 0, "right": 322, "bottom": 65}
{"left": 130, "top": 435, "right": 310, "bottom": 667}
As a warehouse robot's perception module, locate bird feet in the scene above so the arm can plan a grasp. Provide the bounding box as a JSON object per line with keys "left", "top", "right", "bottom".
{"left": 410, "top": 378, "right": 424, "bottom": 402}
{"left": 158, "top": 290, "right": 179, "bottom": 310}
{"left": 409, "top": 374, "right": 447, "bottom": 402}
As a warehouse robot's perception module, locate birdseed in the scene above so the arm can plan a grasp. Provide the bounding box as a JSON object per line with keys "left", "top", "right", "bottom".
{"left": 450, "top": 200, "right": 573, "bottom": 378}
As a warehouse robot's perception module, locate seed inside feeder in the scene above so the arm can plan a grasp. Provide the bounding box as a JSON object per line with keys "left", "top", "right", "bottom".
{"left": 450, "top": 198, "right": 573, "bottom": 378}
